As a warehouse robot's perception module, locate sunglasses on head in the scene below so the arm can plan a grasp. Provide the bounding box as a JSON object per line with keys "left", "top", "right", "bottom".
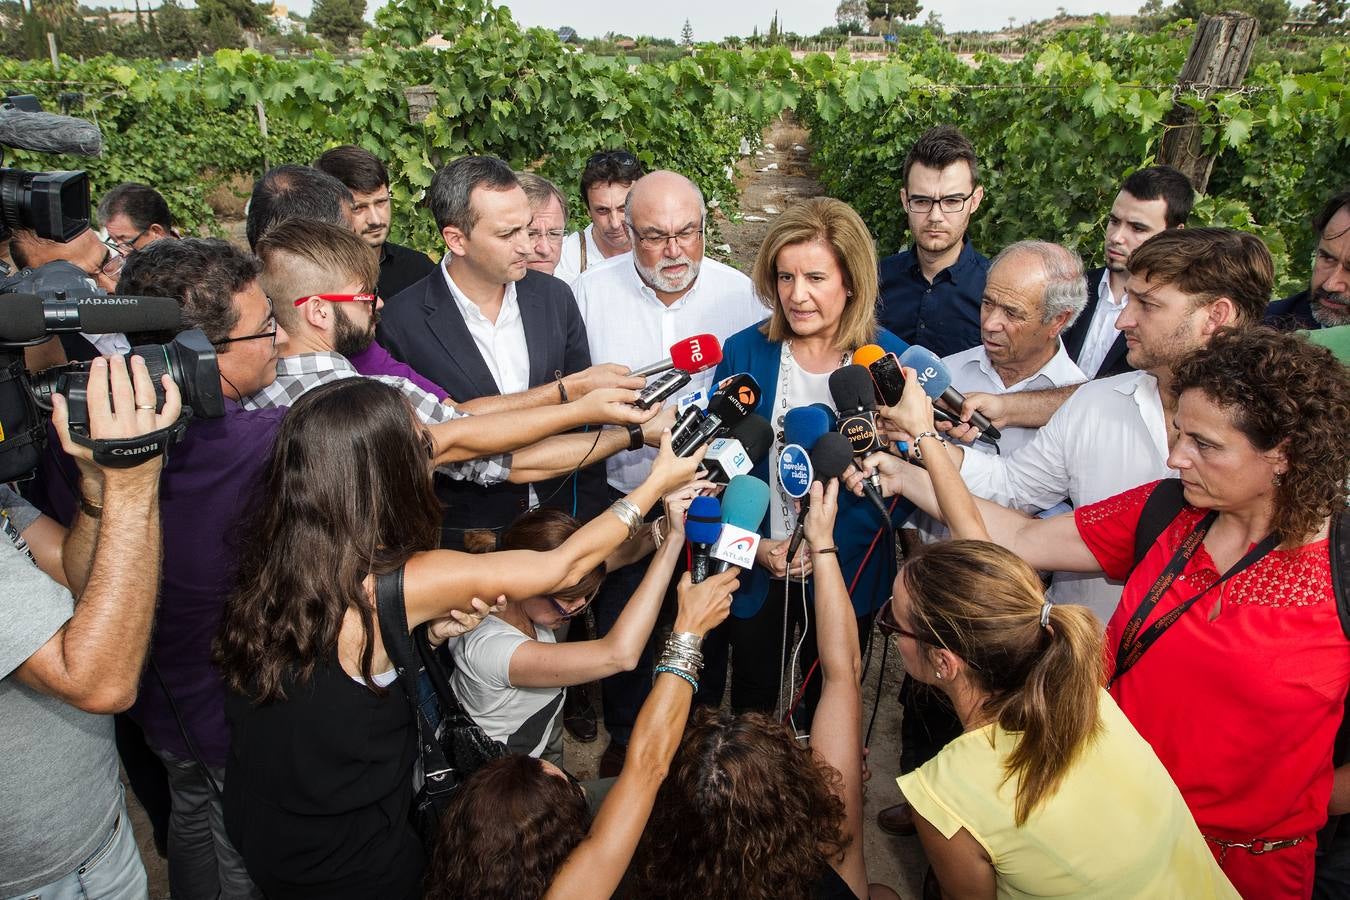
{"left": 585, "top": 150, "right": 641, "bottom": 173}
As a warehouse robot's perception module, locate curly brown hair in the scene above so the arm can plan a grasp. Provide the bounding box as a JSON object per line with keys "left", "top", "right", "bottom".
{"left": 632, "top": 708, "right": 849, "bottom": 900}
{"left": 1172, "top": 326, "right": 1349, "bottom": 543}
{"left": 425, "top": 755, "right": 590, "bottom": 900}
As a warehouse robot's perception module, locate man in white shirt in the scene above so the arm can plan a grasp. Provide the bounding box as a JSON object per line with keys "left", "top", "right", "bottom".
{"left": 941, "top": 240, "right": 1088, "bottom": 459}
{"left": 572, "top": 169, "right": 767, "bottom": 774}
{"left": 1062, "top": 165, "right": 1194, "bottom": 380}
{"left": 872, "top": 228, "right": 1274, "bottom": 622}
{"left": 554, "top": 149, "right": 645, "bottom": 285}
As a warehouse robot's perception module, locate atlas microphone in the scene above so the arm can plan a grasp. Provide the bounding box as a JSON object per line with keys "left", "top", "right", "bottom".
{"left": 704, "top": 413, "right": 772, "bottom": 485}
{"left": 631, "top": 333, "right": 723, "bottom": 378}
{"left": 674, "top": 373, "right": 760, "bottom": 457}
{"left": 0, "top": 293, "right": 183, "bottom": 343}
{"left": 686, "top": 495, "right": 722, "bottom": 584}
{"left": 898, "top": 345, "right": 1002, "bottom": 444}
{"left": 711, "top": 474, "right": 770, "bottom": 576}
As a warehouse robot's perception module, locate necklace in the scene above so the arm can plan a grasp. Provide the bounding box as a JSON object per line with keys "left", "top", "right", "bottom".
{"left": 771, "top": 340, "right": 851, "bottom": 540}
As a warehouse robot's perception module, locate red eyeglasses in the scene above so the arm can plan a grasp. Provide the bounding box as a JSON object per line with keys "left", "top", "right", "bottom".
{"left": 292, "top": 293, "right": 378, "bottom": 307}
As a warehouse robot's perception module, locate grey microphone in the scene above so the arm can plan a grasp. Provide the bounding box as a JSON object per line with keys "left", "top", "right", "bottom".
{"left": 0, "top": 108, "right": 104, "bottom": 157}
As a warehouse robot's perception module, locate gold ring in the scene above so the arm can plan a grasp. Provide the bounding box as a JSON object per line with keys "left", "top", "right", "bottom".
{"left": 136, "top": 403, "right": 156, "bottom": 410}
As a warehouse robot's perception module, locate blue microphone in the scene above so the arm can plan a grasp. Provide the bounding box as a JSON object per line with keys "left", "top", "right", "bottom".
{"left": 809, "top": 402, "right": 837, "bottom": 432}
{"left": 779, "top": 443, "right": 814, "bottom": 564}
{"left": 685, "top": 495, "right": 722, "bottom": 584}
{"left": 783, "top": 404, "right": 832, "bottom": 451}
{"left": 713, "top": 474, "right": 770, "bottom": 576}
{"left": 898, "top": 345, "right": 1001, "bottom": 443}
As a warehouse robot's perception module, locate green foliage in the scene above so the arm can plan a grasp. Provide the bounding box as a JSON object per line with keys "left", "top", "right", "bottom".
{"left": 308, "top": 0, "right": 366, "bottom": 47}
{"left": 867, "top": 0, "right": 923, "bottom": 23}
{"left": 1167, "top": 0, "right": 1292, "bottom": 34}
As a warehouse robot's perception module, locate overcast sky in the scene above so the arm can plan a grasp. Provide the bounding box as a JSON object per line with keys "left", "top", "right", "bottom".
{"left": 257, "top": 0, "right": 1145, "bottom": 39}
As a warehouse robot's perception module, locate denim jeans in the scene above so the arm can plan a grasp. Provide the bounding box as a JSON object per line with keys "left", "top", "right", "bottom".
{"left": 5, "top": 788, "right": 146, "bottom": 900}
{"left": 152, "top": 747, "right": 260, "bottom": 900}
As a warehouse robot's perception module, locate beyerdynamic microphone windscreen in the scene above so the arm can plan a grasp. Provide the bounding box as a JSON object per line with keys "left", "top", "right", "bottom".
{"left": 898, "top": 345, "right": 1002, "bottom": 442}
{"left": 809, "top": 432, "right": 855, "bottom": 482}
{"left": 686, "top": 495, "right": 723, "bottom": 584}
{"left": 631, "top": 333, "right": 723, "bottom": 378}
{"left": 783, "top": 405, "right": 831, "bottom": 452}
{"left": 0, "top": 293, "right": 183, "bottom": 342}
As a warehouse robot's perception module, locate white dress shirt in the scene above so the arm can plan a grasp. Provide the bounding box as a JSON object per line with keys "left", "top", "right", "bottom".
{"left": 1076, "top": 269, "right": 1127, "bottom": 378}
{"left": 958, "top": 370, "right": 1176, "bottom": 622}
{"left": 573, "top": 253, "right": 768, "bottom": 492}
{"left": 941, "top": 341, "right": 1087, "bottom": 458}
{"left": 554, "top": 224, "right": 605, "bottom": 286}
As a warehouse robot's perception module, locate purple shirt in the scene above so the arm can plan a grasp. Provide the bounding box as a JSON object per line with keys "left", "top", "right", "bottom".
{"left": 128, "top": 400, "right": 286, "bottom": 767}
{"left": 348, "top": 341, "right": 446, "bottom": 399}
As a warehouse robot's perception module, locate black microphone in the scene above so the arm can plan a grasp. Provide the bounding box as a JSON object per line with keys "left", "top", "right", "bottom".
{"left": 703, "top": 413, "right": 773, "bottom": 484}
{"left": 828, "top": 364, "right": 892, "bottom": 524}
{"left": 0, "top": 107, "right": 104, "bottom": 156}
{"left": 784, "top": 431, "right": 854, "bottom": 564}
{"left": 674, "top": 373, "right": 760, "bottom": 457}
{"left": 0, "top": 293, "right": 182, "bottom": 343}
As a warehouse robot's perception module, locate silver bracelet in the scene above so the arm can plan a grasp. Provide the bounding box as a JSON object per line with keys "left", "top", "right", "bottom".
{"left": 658, "top": 646, "right": 704, "bottom": 669}
{"left": 609, "top": 498, "right": 643, "bottom": 540}
{"left": 668, "top": 631, "right": 704, "bottom": 652}
{"left": 909, "top": 430, "right": 945, "bottom": 463}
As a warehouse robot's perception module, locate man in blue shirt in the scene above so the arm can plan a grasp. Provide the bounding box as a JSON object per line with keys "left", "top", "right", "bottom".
{"left": 878, "top": 125, "right": 990, "bottom": 358}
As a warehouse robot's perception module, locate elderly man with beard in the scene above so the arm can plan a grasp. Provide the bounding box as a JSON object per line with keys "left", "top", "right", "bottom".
{"left": 1266, "top": 189, "right": 1350, "bottom": 344}
{"left": 571, "top": 169, "right": 768, "bottom": 775}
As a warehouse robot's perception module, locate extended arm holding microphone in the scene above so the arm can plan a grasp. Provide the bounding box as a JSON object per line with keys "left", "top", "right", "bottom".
{"left": 452, "top": 363, "right": 645, "bottom": 415}
{"left": 897, "top": 345, "right": 1002, "bottom": 445}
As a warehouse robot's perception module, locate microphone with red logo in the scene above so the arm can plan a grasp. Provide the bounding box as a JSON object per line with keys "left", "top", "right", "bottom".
{"left": 673, "top": 373, "right": 760, "bottom": 457}
{"left": 712, "top": 474, "right": 771, "bottom": 576}
{"left": 631, "top": 333, "right": 723, "bottom": 378}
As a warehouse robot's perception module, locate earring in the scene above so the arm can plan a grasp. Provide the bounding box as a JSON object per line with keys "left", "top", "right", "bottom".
{"left": 846, "top": 290, "right": 853, "bottom": 297}
{"left": 934, "top": 669, "right": 944, "bottom": 680}
{"left": 1273, "top": 472, "right": 1284, "bottom": 486}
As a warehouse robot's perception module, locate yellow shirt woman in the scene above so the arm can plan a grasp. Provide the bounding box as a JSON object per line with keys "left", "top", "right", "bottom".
{"left": 899, "top": 690, "right": 1237, "bottom": 899}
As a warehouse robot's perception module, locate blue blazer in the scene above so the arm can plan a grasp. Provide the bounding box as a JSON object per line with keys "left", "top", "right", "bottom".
{"left": 714, "top": 322, "right": 914, "bottom": 618}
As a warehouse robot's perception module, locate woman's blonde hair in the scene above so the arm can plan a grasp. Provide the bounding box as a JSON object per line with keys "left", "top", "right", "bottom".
{"left": 753, "top": 197, "right": 879, "bottom": 351}
{"left": 900, "top": 540, "right": 1104, "bottom": 825}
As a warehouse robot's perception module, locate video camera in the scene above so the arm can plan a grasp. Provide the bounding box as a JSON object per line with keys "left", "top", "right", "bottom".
{"left": 0, "top": 93, "right": 98, "bottom": 244}
{"left": 0, "top": 97, "right": 223, "bottom": 480}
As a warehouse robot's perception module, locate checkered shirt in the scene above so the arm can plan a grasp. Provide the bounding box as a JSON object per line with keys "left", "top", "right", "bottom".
{"left": 242, "top": 352, "right": 511, "bottom": 486}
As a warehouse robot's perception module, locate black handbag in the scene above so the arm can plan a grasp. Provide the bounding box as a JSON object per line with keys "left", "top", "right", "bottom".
{"left": 374, "top": 566, "right": 509, "bottom": 847}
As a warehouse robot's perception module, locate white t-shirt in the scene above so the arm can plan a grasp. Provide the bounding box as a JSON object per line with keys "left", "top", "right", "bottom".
{"left": 573, "top": 253, "right": 768, "bottom": 492}
{"left": 449, "top": 616, "right": 563, "bottom": 762}
{"left": 768, "top": 343, "right": 837, "bottom": 541}
{"left": 554, "top": 224, "right": 606, "bottom": 286}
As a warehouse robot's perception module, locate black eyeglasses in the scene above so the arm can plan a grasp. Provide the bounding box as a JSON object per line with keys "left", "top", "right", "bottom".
{"left": 904, "top": 193, "right": 974, "bottom": 215}
{"left": 213, "top": 299, "right": 279, "bottom": 348}
{"left": 876, "top": 601, "right": 924, "bottom": 642}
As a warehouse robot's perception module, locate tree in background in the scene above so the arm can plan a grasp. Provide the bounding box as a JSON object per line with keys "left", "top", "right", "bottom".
{"left": 836, "top": 0, "right": 868, "bottom": 33}
{"left": 866, "top": 0, "right": 922, "bottom": 23}
{"left": 155, "top": 0, "right": 207, "bottom": 55}
{"left": 681, "top": 17, "right": 692, "bottom": 45}
{"left": 310, "top": 0, "right": 365, "bottom": 47}
{"left": 1141, "top": 0, "right": 1293, "bottom": 32}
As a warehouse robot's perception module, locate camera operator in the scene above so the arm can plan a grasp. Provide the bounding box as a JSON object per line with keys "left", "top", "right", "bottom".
{"left": 1, "top": 354, "right": 180, "bottom": 899}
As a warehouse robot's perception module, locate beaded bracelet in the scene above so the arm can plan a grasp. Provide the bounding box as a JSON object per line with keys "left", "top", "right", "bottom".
{"left": 654, "top": 665, "right": 698, "bottom": 692}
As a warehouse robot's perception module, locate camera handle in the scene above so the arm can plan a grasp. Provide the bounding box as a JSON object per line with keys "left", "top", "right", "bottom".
{"left": 66, "top": 414, "right": 191, "bottom": 468}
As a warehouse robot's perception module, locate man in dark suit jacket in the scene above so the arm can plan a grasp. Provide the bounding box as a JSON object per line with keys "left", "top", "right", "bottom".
{"left": 378, "top": 156, "right": 642, "bottom": 551}
{"left": 1063, "top": 166, "right": 1194, "bottom": 381}
{"left": 1265, "top": 189, "right": 1350, "bottom": 333}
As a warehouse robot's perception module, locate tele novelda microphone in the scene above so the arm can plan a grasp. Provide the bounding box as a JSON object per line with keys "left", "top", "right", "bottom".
{"left": 630, "top": 334, "right": 723, "bottom": 378}
{"left": 828, "top": 365, "right": 892, "bottom": 524}
{"left": 898, "top": 345, "right": 1002, "bottom": 444}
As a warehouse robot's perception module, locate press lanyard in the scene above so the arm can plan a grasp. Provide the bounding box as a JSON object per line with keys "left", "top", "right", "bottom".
{"left": 1109, "top": 511, "right": 1279, "bottom": 689}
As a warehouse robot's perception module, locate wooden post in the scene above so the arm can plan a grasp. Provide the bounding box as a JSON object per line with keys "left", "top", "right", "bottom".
{"left": 1157, "top": 12, "right": 1258, "bottom": 194}
{"left": 255, "top": 101, "right": 270, "bottom": 174}
{"left": 46, "top": 32, "right": 59, "bottom": 71}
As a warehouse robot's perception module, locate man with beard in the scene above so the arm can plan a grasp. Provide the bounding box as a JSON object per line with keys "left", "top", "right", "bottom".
{"left": 554, "top": 149, "right": 645, "bottom": 285}
{"left": 1266, "top": 189, "right": 1350, "bottom": 334}
{"left": 315, "top": 145, "right": 437, "bottom": 301}
{"left": 878, "top": 125, "right": 989, "bottom": 358}
{"left": 1063, "top": 165, "right": 1194, "bottom": 379}
{"left": 571, "top": 169, "right": 767, "bottom": 775}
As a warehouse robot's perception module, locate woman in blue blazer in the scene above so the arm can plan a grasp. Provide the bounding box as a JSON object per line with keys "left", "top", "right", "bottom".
{"left": 706, "top": 198, "right": 912, "bottom": 716}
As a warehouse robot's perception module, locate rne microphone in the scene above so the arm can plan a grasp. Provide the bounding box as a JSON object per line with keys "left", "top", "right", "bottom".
{"left": 686, "top": 495, "right": 722, "bottom": 584}
{"left": 674, "top": 373, "right": 760, "bottom": 457}
{"left": 712, "top": 474, "right": 770, "bottom": 577}
{"left": 898, "top": 345, "right": 1002, "bottom": 444}
{"left": 0, "top": 293, "right": 183, "bottom": 343}
{"left": 631, "top": 333, "right": 723, "bottom": 378}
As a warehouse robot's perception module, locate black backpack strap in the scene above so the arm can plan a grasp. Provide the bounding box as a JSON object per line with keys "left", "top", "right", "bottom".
{"left": 374, "top": 568, "right": 454, "bottom": 777}
{"left": 1131, "top": 479, "right": 1189, "bottom": 573}
{"left": 1333, "top": 508, "right": 1349, "bottom": 641}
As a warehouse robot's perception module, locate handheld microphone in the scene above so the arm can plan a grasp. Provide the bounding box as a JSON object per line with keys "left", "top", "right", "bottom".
{"left": 0, "top": 106, "right": 105, "bottom": 156}
{"left": 808, "top": 402, "right": 837, "bottom": 432}
{"left": 670, "top": 404, "right": 704, "bottom": 452}
{"left": 712, "top": 474, "right": 770, "bottom": 575}
{"left": 779, "top": 443, "right": 814, "bottom": 563}
{"left": 781, "top": 432, "right": 855, "bottom": 567}
{"left": 685, "top": 495, "right": 722, "bottom": 584}
{"left": 0, "top": 293, "right": 183, "bottom": 343}
{"left": 631, "top": 333, "right": 723, "bottom": 378}
{"left": 674, "top": 373, "right": 760, "bottom": 457}
{"left": 828, "top": 365, "right": 892, "bottom": 523}
{"left": 704, "top": 413, "right": 773, "bottom": 484}
{"left": 783, "top": 404, "right": 831, "bottom": 452}
{"left": 898, "top": 345, "right": 1002, "bottom": 444}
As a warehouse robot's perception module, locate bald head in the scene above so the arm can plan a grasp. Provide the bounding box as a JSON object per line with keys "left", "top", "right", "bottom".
{"left": 624, "top": 171, "right": 705, "bottom": 230}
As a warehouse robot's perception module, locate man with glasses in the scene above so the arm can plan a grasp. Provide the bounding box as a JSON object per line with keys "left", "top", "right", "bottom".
{"left": 879, "top": 124, "right": 990, "bottom": 358}
{"left": 97, "top": 182, "right": 179, "bottom": 255}
{"left": 571, "top": 169, "right": 767, "bottom": 776}
{"left": 314, "top": 145, "right": 437, "bottom": 300}
{"left": 517, "top": 172, "right": 569, "bottom": 277}
{"left": 554, "top": 149, "right": 646, "bottom": 285}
